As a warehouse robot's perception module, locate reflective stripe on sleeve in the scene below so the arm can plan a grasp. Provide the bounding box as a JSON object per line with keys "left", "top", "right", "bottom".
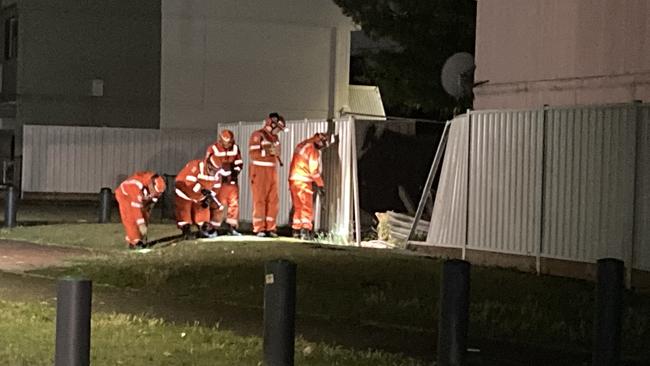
{"left": 125, "top": 179, "right": 144, "bottom": 190}
{"left": 175, "top": 188, "right": 193, "bottom": 201}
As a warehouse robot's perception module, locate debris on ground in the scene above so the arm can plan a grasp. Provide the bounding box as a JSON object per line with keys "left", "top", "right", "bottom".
{"left": 375, "top": 211, "right": 429, "bottom": 247}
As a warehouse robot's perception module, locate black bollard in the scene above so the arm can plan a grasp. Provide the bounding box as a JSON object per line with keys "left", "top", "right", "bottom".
{"left": 3, "top": 184, "right": 17, "bottom": 228}
{"left": 263, "top": 260, "right": 297, "bottom": 366}
{"left": 98, "top": 187, "right": 112, "bottom": 223}
{"left": 55, "top": 278, "right": 92, "bottom": 366}
{"left": 437, "top": 259, "right": 471, "bottom": 366}
{"left": 593, "top": 258, "right": 624, "bottom": 366}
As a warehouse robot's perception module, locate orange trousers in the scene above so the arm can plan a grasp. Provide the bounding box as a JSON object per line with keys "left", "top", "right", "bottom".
{"left": 289, "top": 180, "right": 314, "bottom": 230}
{"left": 115, "top": 192, "right": 149, "bottom": 245}
{"left": 211, "top": 183, "right": 240, "bottom": 228}
{"left": 174, "top": 195, "right": 210, "bottom": 228}
{"left": 250, "top": 165, "right": 279, "bottom": 233}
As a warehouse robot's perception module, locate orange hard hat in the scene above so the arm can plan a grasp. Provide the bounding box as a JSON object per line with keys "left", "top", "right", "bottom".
{"left": 219, "top": 129, "right": 234, "bottom": 143}
{"left": 152, "top": 174, "right": 166, "bottom": 194}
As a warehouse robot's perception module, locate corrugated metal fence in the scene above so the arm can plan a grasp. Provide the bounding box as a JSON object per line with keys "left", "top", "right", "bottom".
{"left": 427, "top": 103, "right": 650, "bottom": 272}
{"left": 21, "top": 117, "right": 356, "bottom": 232}
{"left": 219, "top": 118, "right": 355, "bottom": 231}
{"left": 22, "top": 125, "right": 215, "bottom": 193}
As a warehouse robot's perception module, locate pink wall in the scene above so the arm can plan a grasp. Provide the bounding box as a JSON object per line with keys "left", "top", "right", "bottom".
{"left": 473, "top": 0, "right": 650, "bottom": 109}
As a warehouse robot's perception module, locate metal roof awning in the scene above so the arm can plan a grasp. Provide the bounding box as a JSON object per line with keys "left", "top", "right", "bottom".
{"left": 345, "top": 85, "right": 386, "bottom": 120}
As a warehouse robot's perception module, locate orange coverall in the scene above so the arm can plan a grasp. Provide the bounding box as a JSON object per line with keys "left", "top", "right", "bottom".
{"left": 289, "top": 137, "right": 324, "bottom": 231}
{"left": 206, "top": 141, "right": 243, "bottom": 228}
{"left": 174, "top": 159, "right": 221, "bottom": 228}
{"left": 115, "top": 171, "right": 163, "bottom": 245}
{"left": 248, "top": 128, "right": 281, "bottom": 233}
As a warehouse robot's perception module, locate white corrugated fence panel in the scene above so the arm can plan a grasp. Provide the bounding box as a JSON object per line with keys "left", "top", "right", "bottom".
{"left": 219, "top": 119, "right": 332, "bottom": 226}
{"left": 22, "top": 125, "right": 214, "bottom": 194}
{"left": 542, "top": 107, "right": 636, "bottom": 263}
{"left": 423, "top": 103, "right": 648, "bottom": 272}
{"left": 331, "top": 117, "right": 355, "bottom": 237}
{"left": 426, "top": 115, "right": 468, "bottom": 247}
{"left": 635, "top": 106, "right": 650, "bottom": 271}
{"left": 468, "top": 110, "right": 543, "bottom": 256}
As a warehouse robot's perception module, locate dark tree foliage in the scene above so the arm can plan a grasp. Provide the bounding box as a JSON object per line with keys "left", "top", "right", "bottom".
{"left": 335, "top": 0, "right": 476, "bottom": 120}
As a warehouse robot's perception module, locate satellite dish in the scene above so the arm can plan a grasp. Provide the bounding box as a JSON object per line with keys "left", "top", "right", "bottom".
{"left": 441, "top": 52, "right": 475, "bottom": 100}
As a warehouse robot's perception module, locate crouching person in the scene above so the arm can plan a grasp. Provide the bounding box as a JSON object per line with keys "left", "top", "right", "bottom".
{"left": 115, "top": 172, "right": 166, "bottom": 249}
{"left": 289, "top": 133, "right": 330, "bottom": 240}
{"left": 174, "top": 157, "right": 222, "bottom": 239}
{"left": 206, "top": 129, "right": 244, "bottom": 235}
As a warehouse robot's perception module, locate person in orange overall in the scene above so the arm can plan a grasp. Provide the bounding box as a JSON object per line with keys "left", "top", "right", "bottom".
{"left": 115, "top": 171, "right": 166, "bottom": 249}
{"left": 248, "top": 112, "right": 286, "bottom": 237}
{"left": 289, "top": 133, "right": 330, "bottom": 240}
{"left": 174, "top": 157, "right": 222, "bottom": 239}
{"left": 205, "top": 129, "right": 244, "bottom": 235}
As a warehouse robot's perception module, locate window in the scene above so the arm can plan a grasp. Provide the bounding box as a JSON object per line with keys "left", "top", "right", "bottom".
{"left": 5, "top": 16, "right": 17, "bottom": 60}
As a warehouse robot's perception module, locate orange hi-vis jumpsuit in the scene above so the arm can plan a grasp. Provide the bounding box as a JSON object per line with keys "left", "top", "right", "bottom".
{"left": 174, "top": 159, "right": 221, "bottom": 228}
{"left": 289, "top": 137, "right": 324, "bottom": 231}
{"left": 206, "top": 141, "right": 243, "bottom": 228}
{"left": 248, "top": 128, "right": 281, "bottom": 233}
{"left": 115, "top": 171, "right": 163, "bottom": 245}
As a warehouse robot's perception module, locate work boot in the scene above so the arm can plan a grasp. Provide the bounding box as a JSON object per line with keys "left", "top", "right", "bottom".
{"left": 129, "top": 241, "right": 147, "bottom": 250}
{"left": 199, "top": 229, "right": 218, "bottom": 238}
{"left": 226, "top": 223, "right": 242, "bottom": 236}
{"left": 180, "top": 224, "right": 192, "bottom": 240}
{"left": 199, "top": 224, "right": 218, "bottom": 238}
{"left": 292, "top": 230, "right": 301, "bottom": 238}
{"left": 300, "top": 229, "right": 313, "bottom": 241}
{"left": 256, "top": 232, "right": 267, "bottom": 237}
{"left": 266, "top": 231, "right": 279, "bottom": 238}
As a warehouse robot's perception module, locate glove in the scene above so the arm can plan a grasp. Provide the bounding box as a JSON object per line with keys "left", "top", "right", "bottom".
{"left": 138, "top": 223, "right": 148, "bottom": 237}
{"left": 314, "top": 185, "right": 325, "bottom": 197}
{"left": 231, "top": 169, "right": 240, "bottom": 182}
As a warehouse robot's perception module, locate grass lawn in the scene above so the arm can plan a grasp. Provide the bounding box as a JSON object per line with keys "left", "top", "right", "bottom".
{"left": 1, "top": 223, "right": 650, "bottom": 364}
{"left": 0, "top": 300, "right": 423, "bottom": 366}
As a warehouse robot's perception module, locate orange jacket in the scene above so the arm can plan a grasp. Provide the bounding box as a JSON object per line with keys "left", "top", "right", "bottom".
{"left": 206, "top": 142, "right": 243, "bottom": 183}
{"left": 115, "top": 171, "right": 163, "bottom": 223}
{"left": 289, "top": 137, "right": 324, "bottom": 187}
{"left": 248, "top": 128, "right": 280, "bottom": 168}
{"left": 175, "top": 160, "right": 220, "bottom": 202}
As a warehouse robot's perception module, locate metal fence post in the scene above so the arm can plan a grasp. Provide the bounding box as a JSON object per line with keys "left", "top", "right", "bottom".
{"left": 263, "top": 259, "right": 297, "bottom": 366}
{"left": 98, "top": 187, "right": 112, "bottom": 223}
{"left": 55, "top": 278, "right": 92, "bottom": 366}
{"left": 593, "top": 258, "right": 624, "bottom": 366}
{"left": 3, "top": 184, "right": 17, "bottom": 228}
{"left": 437, "top": 259, "right": 471, "bottom": 366}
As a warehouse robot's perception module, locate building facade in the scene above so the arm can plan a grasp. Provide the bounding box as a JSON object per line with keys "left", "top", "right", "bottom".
{"left": 473, "top": 0, "right": 650, "bottom": 109}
